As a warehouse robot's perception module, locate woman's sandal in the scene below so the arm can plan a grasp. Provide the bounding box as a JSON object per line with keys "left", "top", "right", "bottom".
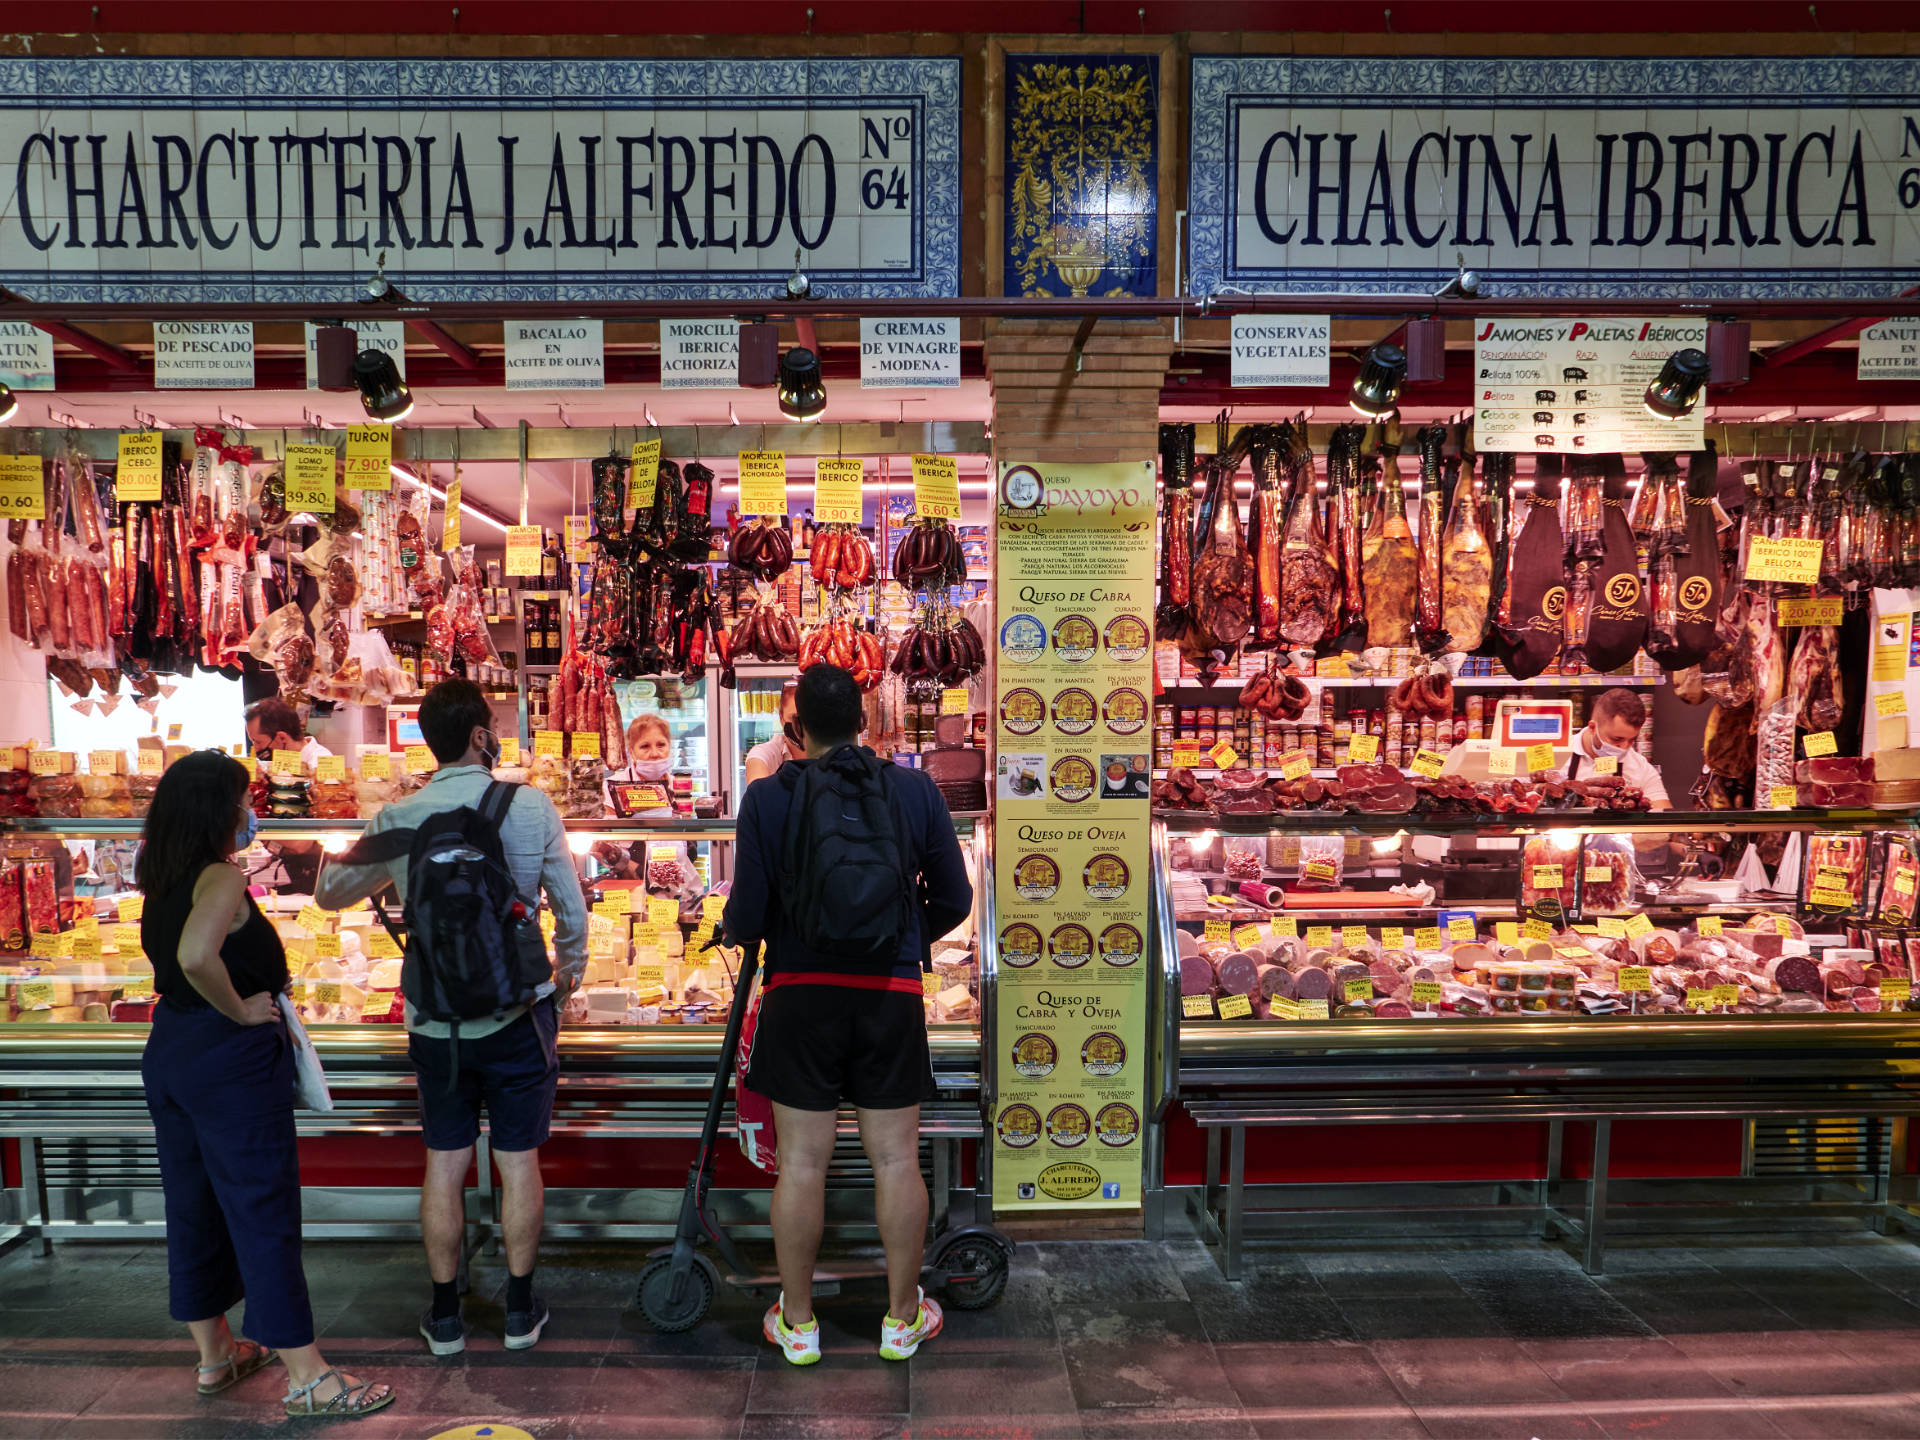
{"left": 282, "top": 1368, "right": 396, "bottom": 1421}
{"left": 195, "top": 1340, "right": 277, "bottom": 1396}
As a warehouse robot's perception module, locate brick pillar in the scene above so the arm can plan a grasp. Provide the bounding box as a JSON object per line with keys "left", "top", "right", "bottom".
{"left": 983, "top": 318, "right": 1174, "bottom": 466}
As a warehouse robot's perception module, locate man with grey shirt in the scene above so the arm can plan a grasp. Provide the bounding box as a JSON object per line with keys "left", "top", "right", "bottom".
{"left": 316, "top": 678, "right": 587, "bottom": 1356}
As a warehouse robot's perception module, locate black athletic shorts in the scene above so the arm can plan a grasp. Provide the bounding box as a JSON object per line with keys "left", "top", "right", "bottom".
{"left": 744, "top": 983, "right": 936, "bottom": 1112}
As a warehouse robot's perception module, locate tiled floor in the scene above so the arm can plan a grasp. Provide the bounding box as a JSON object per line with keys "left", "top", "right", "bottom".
{"left": 3, "top": 1229, "right": 1920, "bottom": 1437}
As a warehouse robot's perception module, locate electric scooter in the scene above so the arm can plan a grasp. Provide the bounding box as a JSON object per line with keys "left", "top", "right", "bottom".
{"left": 634, "top": 939, "right": 1013, "bottom": 1332}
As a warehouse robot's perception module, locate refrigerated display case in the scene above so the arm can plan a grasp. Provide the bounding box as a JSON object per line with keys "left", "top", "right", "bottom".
{"left": 613, "top": 675, "right": 716, "bottom": 800}
{"left": 728, "top": 668, "right": 791, "bottom": 808}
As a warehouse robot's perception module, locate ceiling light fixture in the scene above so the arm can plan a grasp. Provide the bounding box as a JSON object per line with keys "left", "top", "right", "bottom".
{"left": 1643, "top": 348, "right": 1711, "bottom": 420}
{"left": 785, "top": 248, "right": 811, "bottom": 301}
{"left": 777, "top": 347, "right": 827, "bottom": 422}
{"left": 1348, "top": 343, "right": 1408, "bottom": 418}
{"left": 355, "top": 348, "right": 414, "bottom": 422}
{"left": 0, "top": 381, "right": 17, "bottom": 424}
{"left": 388, "top": 463, "right": 512, "bottom": 534}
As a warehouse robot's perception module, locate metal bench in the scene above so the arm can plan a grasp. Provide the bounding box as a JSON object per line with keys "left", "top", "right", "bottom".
{"left": 1186, "top": 1082, "right": 1920, "bottom": 1279}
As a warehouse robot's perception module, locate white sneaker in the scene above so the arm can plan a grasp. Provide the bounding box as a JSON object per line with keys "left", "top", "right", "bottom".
{"left": 879, "top": 1288, "right": 943, "bottom": 1360}
{"left": 763, "top": 1294, "right": 822, "bottom": 1366}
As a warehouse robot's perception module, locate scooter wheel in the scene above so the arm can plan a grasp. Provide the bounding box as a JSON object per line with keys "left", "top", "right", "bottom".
{"left": 636, "top": 1256, "right": 714, "bottom": 1332}
{"left": 936, "top": 1237, "right": 1010, "bottom": 1311}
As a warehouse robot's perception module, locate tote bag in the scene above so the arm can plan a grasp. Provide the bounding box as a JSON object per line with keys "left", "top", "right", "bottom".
{"left": 277, "top": 994, "right": 335, "bottom": 1113}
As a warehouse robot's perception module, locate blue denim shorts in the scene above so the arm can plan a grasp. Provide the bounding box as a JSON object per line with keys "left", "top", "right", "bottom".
{"left": 408, "top": 999, "right": 559, "bottom": 1153}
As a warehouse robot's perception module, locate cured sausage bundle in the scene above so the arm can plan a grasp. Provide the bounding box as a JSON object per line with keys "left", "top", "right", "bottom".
{"left": 1359, "top": 418, "right": 1419, "bottom": 649}
{"left": 1156, "top": 424, "right": 1196, "bottom": 641}
{"left": 891, "top": 518, "right": 966, "bottom": 590}
{"left": 807, "top": 525, "right": 876, "bottom": 590}
{"left": 1275, "top": 424, "right": 1339, "bottom": 648}
{"left": 1245, "top": 425, "right": 1287, "bottom": 647}
{"left": 799, "top": 615, "right": 887, "bottom": 691}
{"left": 1412, "top": 426, "right": 1449, "bottom": 652}
{"left": 1182, "top": 426, "right": 1255, "bottom": 677}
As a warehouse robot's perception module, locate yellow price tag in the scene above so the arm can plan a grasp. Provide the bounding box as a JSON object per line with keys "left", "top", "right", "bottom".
{"left": 87, "top": 748, "right": 122, "bottom": 775}
{"left": 1712, "top": 984, "right": 1740, "bottom": 1006}
{"left": 1803, "top": 730, "right": 1838, "bottom": 758}
{"left": 813, "top": 457, "right": 865, "bottom": 525}
{"left": 0, "top": 455, "right": 46, "bottom": 518}
{"left": 565, "top": 514, "right": 591, "bottom": 562}
{"left": 1182, "top": 995, "right": 1214, "bottom": 1019}
{"left": 1494, "top": 921, "right": 1518, "bottom": 945}
{"left": 404, "top": 744, "right": 436, "bottom": 775}
{"left": 116, "top": 894, "right": 144, "bottom": 922}
{"left": 359, "top": 750, "right": 393, "bottom": 780}
{"left": 1203, "top": 919, "right": 1230, "bottom": 945}
{"left": 71, "top": 929, "right": 101, "bottom": 959}
{"left": 1341, "top": 926, "right": 1369, "bottom": 951}
{"left": 366, "top": 930, "right": 403, "bottom": 960}
{"left": 442, "top": 479, "right": 462, "bottom": 551}
{"left": 1743, "top": 535, "right": 1824, "bottom": 584}
{"left": 116, "top": 431, "right": 163, "bottom": 502}
{"left": 314, "top": 933, "right": 343, "bottom": 958}
{"left": 1305, "top": 924, "right": 1333, "bottom": 948}
{"left": 1232, "top": 924, "right": 1264, "bottom": 950}
{"left": 1874, "top": 646, "right": 1908, "bottom": 683}
{"left": 599, "top": 889, "right": 631, "bottom": 914}
{"left": 121, "top": 975, "right": 154, "bottom": 999}
{"left": 1684, "top": 988, "right": 1716, "bottom": 1010}
{"left": 703, "top": 894, "right": 727, "bottom": 923}
{"left": 1382, "top": 926, "right": 1406, "bottom": 951}
{"left": 1344, "top": 977, "right": 1373, "bottom": 1002}
{"left": 1808, "top": 886, "right": 1854, "bottom": 909}
{"left": 1488, "top": 747, "right": 1517, "bottom": 776}
{"left": 314, "top": 755, "right": 345, "bottom": 783}
{"left": 1882, "top": 978, "right": 1912, "bottom": 1007}
{"left": 297, "top": 903, "right": 330, "bottom": 932}
{"left": 1271, "top": 915, "right": 1298, "bottom": 938}
{"left": 1217, "top": 993, "right": 1254, "bottom": 1020}
{"left": 1877, "top": 690, "right": 1908, "bottom": 718}
{"left": 1207, "top": 740, "right": 1240, "bottom": 770}
{"left": 921, "top": 972, "right": 941, "bottom": 999}
{"left": 636, "top": 922, "right": 662, "bottom": 949}
{"left": 630, "top": 437, "right": 663, "bottom": 508}
{"left": 1346, "top": 732, "right": 1379, "bottom": 764}
{"left": 137, "top": 748, "right": 164, "bottom": 776}
{"left": 283, "top": 442, "right": 337, "bottom": 514}
{"left": 1409, "top": 980, "right": 1443, "bottom": 1006}
{"left": 1768, "top": 784, "right": 1797, "bottom": 809}
{"left": 1170, "top": 746, "right": 1202, "bottom": 769}
{"left": 1523, "top": 917, "right": 1552, "bottom": 941}
{"left": 1525, "top": 742, "right": 1555, "bottom": 772}
{"left": 940, "top": 687, "right": 970, "bottom": 716}
{"left": 1624, "top": 912, "right": 1654, "bottom": 939}
{"left": 28, "top": 750, "right": 67, "bottom": 776}
{"left": 571, "top": 730, "right": 602, "bottom": 760}
{"left": 498, "top": 736, "right": 520, "bottom": 766}
{"left": 19, "top": 978, "right": 56, "bottom": 1006}
{"left": 1447, "top": 917, "right": 1475, "bottom": 942}
{"left": 311, "top": 980, "right": 342, "bottom": 1005}
{"left": 737, "top": 450, "right": 789, "bottom": 516}
{"left": 504, "top": 525, "right": 543, "bottom": 577}
{"left": 535, "top": 731, "right": 564, "bottom": 758}
{"left": 1415, "top": 926, "right": 1442, "bottom": 950}
{"left": 1296, "top": 998, "right": 1330, "bottom": 1020}
{"left": 1303, "top": 860, "right": 1336, "bottom": 883}
{"left": 1778, "top": 596, "right": 1843, "bottom": 627}
{"left": 1531, "top": 865, "right": 1564, "bottom": 887}
{"left": 910, "top": 453, "right": 962, "bottom": 521}
{"left": 1410, "top": 749, "right": 1446, "bottom": 778}
{"left": 1698, "top": 916, "right": 1723, "bottom": 937}
{"left": 1316, "top": 654, "right": 1352, "bottom": 679}
{"left": 1592, "top": 755, "right": 1620, "bottom": 776}
{"left": 1279, "top": 749, "right": 1311, "bottom": 781}
{"left": 343, "top": 424, "right": 392, "bottom": 490}
{"left": 649, "top": 896, "right": 677, "bottom": 928}
{"left": 1618, "top": 966, "right": 1652, "bottom": 993}
{"left": 1597, "top": 917, "right": 1627, "bottom": 939}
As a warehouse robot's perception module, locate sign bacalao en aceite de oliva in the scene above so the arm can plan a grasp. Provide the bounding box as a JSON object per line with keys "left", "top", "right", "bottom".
{"left": 993, "top": 461, "right": 1154, "bottom": 1211}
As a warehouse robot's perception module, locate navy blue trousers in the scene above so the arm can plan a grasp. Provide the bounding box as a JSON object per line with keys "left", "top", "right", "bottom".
{"left": 141, "top": 999, "right": 315, "bottom": 1349}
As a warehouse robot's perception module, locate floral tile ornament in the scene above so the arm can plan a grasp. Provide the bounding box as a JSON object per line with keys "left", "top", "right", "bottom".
{"left": 1004, "top": 54, "right": 1159, "bottom": 299}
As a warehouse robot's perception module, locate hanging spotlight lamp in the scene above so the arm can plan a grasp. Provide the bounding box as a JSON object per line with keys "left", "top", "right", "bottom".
{"left": 777, "top": 347, "right": 827, "bottom": 422}
{"left": 1643, "top": 348, "right": 1710, "bottom": 420}
{"left": 1348, "top": 343, "right": 1408, "bottom": 418}
{"left": 354, "top": 348, "right": 414, "bottom": 422}
{"left": 0, "top": 382, "right": 16, "bottom": 424}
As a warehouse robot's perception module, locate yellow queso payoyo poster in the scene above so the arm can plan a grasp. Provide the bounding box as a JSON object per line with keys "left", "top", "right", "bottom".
{"left": 992, "top": 460, "right": 1153, "bottom": 1211}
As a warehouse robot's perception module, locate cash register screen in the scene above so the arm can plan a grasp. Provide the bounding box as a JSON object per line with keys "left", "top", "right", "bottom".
{"left": 1494, "top": 700, "right": 1574, "bottom": 749}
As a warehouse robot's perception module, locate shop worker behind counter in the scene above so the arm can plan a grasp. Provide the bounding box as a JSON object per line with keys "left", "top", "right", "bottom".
{"left": 315, "top": 678, "right": 588, "bottom": 1358}
{"left": 137, "top": 749, "right": 395, "bottom": 1421}
{"left": 723, "top": 663, "right": 974, "bottom": 1367}
{"left": 1566, "top": 687, "right": 1672, "bottom": 811}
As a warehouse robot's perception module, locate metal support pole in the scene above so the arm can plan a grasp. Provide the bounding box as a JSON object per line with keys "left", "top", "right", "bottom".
{"left": 1224, "top": 1126, "right": 1246, "bottom": 1282}
{"left": 518, "top": 420, "right": 530, "bottom": 526}
{"left": 22, "top": 1136, "right": 51, "bottom": 1256}
{"left": 1584, "top": 1120, "right": 1611, "bottom": 1276}
{"left": 1543, "top": 1118, "right": 1564, "bottom": 1238}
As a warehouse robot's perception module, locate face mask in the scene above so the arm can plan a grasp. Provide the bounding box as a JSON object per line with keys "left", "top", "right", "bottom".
{"left": 1591, "top": 734, "right": 1631, "bottom": 758}
{"left": 476, "top": 728, "right": 501, "bottom": 771}
{"left": 632, "top": 757, "right": 671, "bottom": 781}
{"left": 782, "top": 721, "right": 803, "bottom": 748}
{"left": 234, "top": 808, "right": 258, "bottom": 853}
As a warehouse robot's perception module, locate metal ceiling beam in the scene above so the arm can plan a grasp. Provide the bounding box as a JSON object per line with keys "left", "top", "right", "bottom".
{"left": 0, "top": 292, "right": 142, "bottom": 374}
{"left": 1761, "top": 286, "right": 1920, "bottom": 370}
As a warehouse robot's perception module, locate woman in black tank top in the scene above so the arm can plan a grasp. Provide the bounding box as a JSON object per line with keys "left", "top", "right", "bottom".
{"left": 137, "top": 750, "right": 394, "bottom": 1420}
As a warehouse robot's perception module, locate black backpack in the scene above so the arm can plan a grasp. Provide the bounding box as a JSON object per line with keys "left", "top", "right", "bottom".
{"left": 779, "top": 745, "right": 914, "bottom": 967}
{"left": 347, "top": 781, "right": 551, "bottom": 1063}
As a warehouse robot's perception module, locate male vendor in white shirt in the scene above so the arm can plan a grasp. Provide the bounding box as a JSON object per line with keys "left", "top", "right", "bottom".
{"left": 1568, "top": 688, "right": 1671, "bottom": 810}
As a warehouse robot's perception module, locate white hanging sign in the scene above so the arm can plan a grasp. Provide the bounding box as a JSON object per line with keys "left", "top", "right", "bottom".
{"left": 1859, "top": 321, "right": 1920, "bottom": 382}
{"left": 1474, "top": 317, "right": 1707, "bottom": 454}
{"left": 503, "top": 320, "right": 604, "bottom": 391}
{"left": 304, "top": 321, "right": 407, "bottom": 389}
{"left": 859, "top": 317, "right": 961, "bottom": 389}
{"left": 0, "top": 322, "right": 55, "bottom": 390}
{"left": 1229, "top": 314, "right": 1330, "bottom": 388}
{"left": 152, "top": 322, "right": 254, "bottom": 389}
{"left": 659, "top": 319, "right": 740, "bottom": 389}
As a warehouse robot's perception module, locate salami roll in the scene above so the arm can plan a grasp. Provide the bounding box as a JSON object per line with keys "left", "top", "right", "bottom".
{"left": 1179, "top": 954, "right": 1217, "bottom": 997}
{"left": 1373, "top": 1000, "right": 1413, "bottom": 1019}
{"left": 1766, "top": 955, "right": 1823, "bottom": 994}
{"left": 1216, "top": 951, "right": 1261, "bottom": 996}
{"left": 1292, "top": 966, "right": 1333, "bottom": 1002}
{"left": 1823, "top": 955, "right": 1867, "bottom": 989}
{"left": 1368, "top": 959, "right": 1402, "bottom": 993}
{"left": 1255, "top": 964, "right": 1294, "bottom": 1001}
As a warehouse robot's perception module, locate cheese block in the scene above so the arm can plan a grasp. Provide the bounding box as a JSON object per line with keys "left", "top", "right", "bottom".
{"left": 585, "top": 987, "right": 635, "bottom": 1019}
{"left": 13, "top": 1005, "right": 84, "bottom": 1023}
{"left": 367, "top": 958, "right": 404, "bottom": 991}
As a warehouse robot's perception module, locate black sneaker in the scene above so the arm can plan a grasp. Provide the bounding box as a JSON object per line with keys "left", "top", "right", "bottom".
{"left": 504, "top": 1293, "right": 550, "bottom": 1351}
{"left": 419, "top": 1304, "right": 466, "bottom": 1356}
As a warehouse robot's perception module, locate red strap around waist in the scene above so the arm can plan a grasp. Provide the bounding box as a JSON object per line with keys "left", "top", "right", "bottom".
{"left": 763, "top": 971, "right": 925, "bottom": 995}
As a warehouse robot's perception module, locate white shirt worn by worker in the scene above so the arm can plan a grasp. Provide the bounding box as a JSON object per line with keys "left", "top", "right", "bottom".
{"left": 1567, "top": 727, "right": 1670, "bottom": 808}
{"left": 299, "top": 736, "right": 331, "bottom": 767}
